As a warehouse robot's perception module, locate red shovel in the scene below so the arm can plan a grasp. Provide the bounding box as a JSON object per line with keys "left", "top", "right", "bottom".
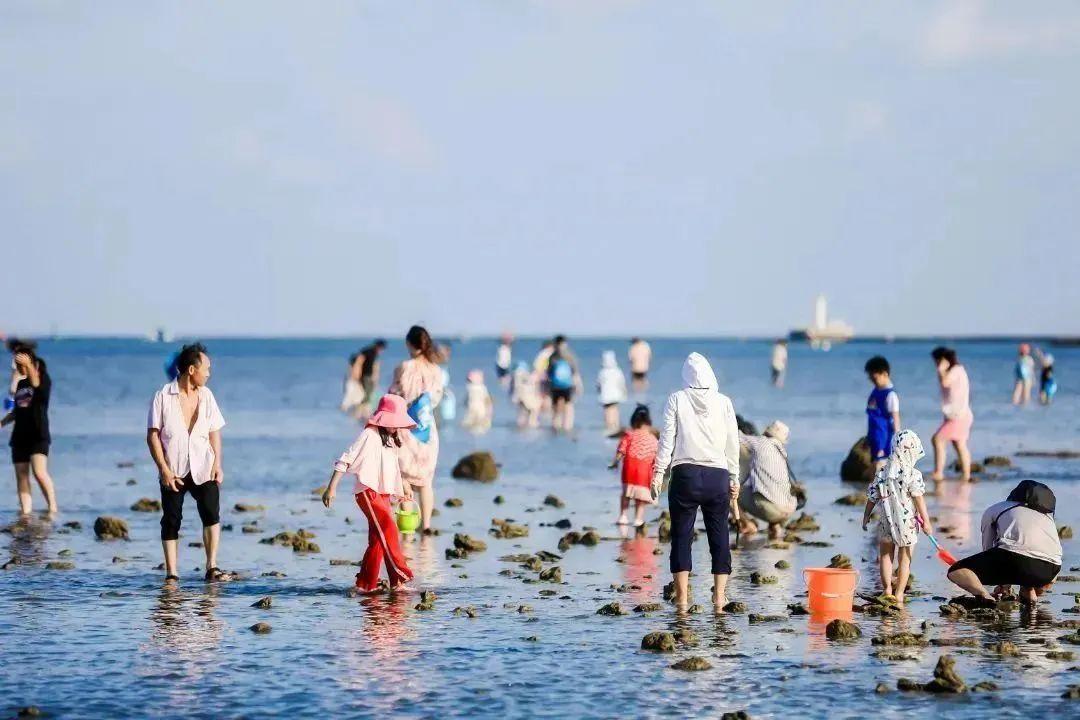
{"left": 918, "top": 516, "right": 957, "bottom": 566}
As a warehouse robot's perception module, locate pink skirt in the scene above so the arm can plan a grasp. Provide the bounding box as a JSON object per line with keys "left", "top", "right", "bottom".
{"left": 937, "top": 412, "right": 973, "bottom": 443}
{"left": 623, "top": 484, "right": 655, "bottom": 503}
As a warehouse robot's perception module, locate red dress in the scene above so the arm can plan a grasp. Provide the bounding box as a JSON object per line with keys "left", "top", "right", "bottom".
{"left": 617, "top": 428, "right": 658, "bottom": 502}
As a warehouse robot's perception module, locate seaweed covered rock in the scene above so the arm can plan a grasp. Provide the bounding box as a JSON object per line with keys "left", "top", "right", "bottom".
{"left": 130, "top": 498, "right": 161, "bottom": 512}
{"left": 597, "top": 602, "right": 628, "bottom": 616}
{"left": 543, "top": 494, "right": 565, "bottom": 508}
{"left": 825, "top": 619, "right": 862, "bottom": 641}
{"left": 840, "top": 437, "right": 875, "bottom": 484}
{"left": 557, "top": 531, "right": 582, "bottom": 552}
{"left": 451, "top": 452, "right": 499, "bottom": 481}
{"left": 786, "top": 513, "right": 819, "bottom": 532}
{"left": 538, "top": 566, "right": 562, "bottom": 583}
{"left": 1061, "top": 526, "right": 1075, "bottom": 540}
{"left": 444, "top": 498, "right": 463, "bottom": 508}
{"left": 94, "top": 516, "right": 129, "bottom": 540}
{"left": 723, "top": 601, "right": 748, "bottom": 614}
{"left": 983, "top": 455, "right": 1012, "bottom": 468}
{"left": 641, "top": 631, "right": 677, "bottom": 652}
{"left": 453, "top": 534, "right": 487, "bottom": 553}
{"left": 634, "top": 603, "right": 663, "bottom": 613}
{"left": 834, "top": 493, "right": 867, "bottom": 507}
{"left": 828, "top": 554, "right": 853, "bottom": 570}
{"left": 490, "top": 519, "right": 529, "bottom": 539}
{"left": 580, "top": 530, "right": 601, "bottom": 546}
{"left": 671, "top": 656, "right": 712, "bottom": 671}
{"left": 750, "top": 572, "right": 778, "bottom": 585}
{"left": 923, "top": 655, "right": 966, "bottom": 693}
{"left": 872, "top": 632, "right": 926, "bottom": 647}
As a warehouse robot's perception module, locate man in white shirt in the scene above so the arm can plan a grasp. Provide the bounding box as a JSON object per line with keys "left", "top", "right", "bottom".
{"left": 147, "top": 343, "right": 228, "bottom": 583}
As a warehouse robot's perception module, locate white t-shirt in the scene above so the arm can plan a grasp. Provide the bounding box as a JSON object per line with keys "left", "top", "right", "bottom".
{"left": 981, "top": 501, "right": 1062, "bottom": 565}
{"left": 496, "top": 344, "right": 512, "bottom": 371}
{"left": 148, "top": 381, "right": 226, "bottom": 485}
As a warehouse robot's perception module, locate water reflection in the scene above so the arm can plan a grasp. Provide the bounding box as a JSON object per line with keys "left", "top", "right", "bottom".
{"left": 146, "top": 585, "right": 224, "bottom": 691}
{"left": 3, "top": 515, "right": 52, "bottom": 566}
{"left": 619, "top": 532, "right": 658, "bottom": 604}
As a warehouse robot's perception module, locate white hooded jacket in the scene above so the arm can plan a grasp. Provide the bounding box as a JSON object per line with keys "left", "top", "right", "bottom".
{"left": 652, "top": 353, "right": 741, "bottom": 488}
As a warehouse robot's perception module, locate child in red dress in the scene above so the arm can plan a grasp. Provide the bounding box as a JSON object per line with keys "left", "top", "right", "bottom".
{"left": 609, "top": 405, "right": 658, "bottom": 527}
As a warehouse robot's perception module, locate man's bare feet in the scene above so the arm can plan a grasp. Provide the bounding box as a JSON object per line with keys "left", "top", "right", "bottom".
{"left": 768, "top": 524, "right": 783, "bottom": 540}
{"left": 616, "top": 515, "right": 629, "bottom": 525}
{"left": 738, "top": 520, "right": 758, "bottom": 536}
{"left": 1019, "top": 587, "right": 1038, "bottom": 605}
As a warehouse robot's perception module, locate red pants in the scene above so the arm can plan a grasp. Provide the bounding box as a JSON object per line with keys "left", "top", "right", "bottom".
{"left": 354, "top": 488, "right": 413, "bottom": 591}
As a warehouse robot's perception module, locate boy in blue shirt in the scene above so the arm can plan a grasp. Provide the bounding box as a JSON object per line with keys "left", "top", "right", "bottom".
{"left": 865, "top": 356, "right": 900, "bottom": 468}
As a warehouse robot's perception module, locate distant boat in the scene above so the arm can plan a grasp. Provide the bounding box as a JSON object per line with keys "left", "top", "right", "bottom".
{"left": 789, "top": 295, "right": 854, "bottom": 349}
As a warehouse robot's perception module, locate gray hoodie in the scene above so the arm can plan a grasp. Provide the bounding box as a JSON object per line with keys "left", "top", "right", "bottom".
{"left": 652, "top": 353, "right": 741, "bottom": 485}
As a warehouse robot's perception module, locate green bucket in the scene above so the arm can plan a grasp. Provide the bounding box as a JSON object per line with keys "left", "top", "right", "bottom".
{"left": 396, "top": 500, "right": 421, "bottom": 534}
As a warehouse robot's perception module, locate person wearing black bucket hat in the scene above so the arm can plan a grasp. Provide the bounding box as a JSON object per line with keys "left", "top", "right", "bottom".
{"left": 947, "top": 479, "right": 1062, "bottom": 606}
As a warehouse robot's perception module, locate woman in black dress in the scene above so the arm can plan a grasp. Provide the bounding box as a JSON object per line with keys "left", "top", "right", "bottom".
{"left": 1, "top": 340, "right": 58, "bottom": 515}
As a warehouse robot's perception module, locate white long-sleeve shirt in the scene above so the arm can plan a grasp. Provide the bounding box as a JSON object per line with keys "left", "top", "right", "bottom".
{"left": 652, "top": 353, "right": 741, "bottom": 487}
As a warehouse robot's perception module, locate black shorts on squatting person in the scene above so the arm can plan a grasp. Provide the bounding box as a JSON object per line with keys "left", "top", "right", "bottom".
{"left": 949, "top": 547, "right": 1060, "bottom": 588}
{"left": 11, "top": 442, "right": 49, "bottom": 464}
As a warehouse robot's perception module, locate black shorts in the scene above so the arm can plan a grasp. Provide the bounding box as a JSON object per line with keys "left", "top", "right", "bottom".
{"left": 632, "top": 372, "right": 647, "bottom": 381}
{"left": 11, "top": 442, "right": 49, "bottom": 464}
{"left": 550, "top": 387, "right": 574, "bottom": 404}
{"left": 949, "top": 547, "right": 1060, "bottom": 588}
{"left": 495, "top": 366, "right": 510, "bottom": 379}
{"left": 160, "top": 473, "right": 222, "bottom": 541}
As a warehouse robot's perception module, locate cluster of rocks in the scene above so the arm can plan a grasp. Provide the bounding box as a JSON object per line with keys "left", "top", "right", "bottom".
{"left": 259, "top": 529, "right": 319, "bottom": 553}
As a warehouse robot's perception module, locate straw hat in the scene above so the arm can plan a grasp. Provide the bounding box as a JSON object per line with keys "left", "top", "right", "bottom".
{"left": 368, "top": 394, "right": 417, "bottom": 430}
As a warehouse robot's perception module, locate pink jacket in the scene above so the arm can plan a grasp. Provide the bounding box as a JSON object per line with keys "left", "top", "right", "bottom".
{"left": 333, "top": 427, "right": 433, "bottom": 497}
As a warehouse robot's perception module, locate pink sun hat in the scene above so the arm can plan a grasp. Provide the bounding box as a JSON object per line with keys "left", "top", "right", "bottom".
{"left": 368, "top": 394, "right": 417, "bottom": 430}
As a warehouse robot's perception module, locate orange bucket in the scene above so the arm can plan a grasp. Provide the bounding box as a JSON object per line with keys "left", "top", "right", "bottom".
{"left": 803, "top": 568, "right": 858, "bottom": 614}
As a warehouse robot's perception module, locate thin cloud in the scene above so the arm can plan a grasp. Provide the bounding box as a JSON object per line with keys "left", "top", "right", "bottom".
{"left": 920, "top": 0, "right": 1080, "bottom": 64}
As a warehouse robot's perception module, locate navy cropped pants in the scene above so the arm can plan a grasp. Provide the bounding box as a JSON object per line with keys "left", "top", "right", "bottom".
{"left": 668, "top": 464, "right": 732, "bottom": 575}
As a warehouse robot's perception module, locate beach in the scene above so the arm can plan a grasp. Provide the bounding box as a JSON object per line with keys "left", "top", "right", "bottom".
{"left": 1, "top": 336, "right": 1078, "bottom": 718}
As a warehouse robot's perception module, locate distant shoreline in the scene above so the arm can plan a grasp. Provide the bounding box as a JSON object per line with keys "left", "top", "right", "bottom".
{"left": 15, "top": 334, "right": 1080, "bottom": 345}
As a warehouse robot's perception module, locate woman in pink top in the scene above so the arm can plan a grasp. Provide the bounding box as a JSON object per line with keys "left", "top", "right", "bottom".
{"left": 931, "top": 346, "right": 974, "bottom": 482}
{"left": 389, "top": 325, "right": 445, "bottom": 532}
{"left": 322, "top": 394, "right": 426, "bottom": 593}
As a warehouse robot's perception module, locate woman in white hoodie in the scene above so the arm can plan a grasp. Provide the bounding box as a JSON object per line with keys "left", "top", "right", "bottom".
{"left": 596, "top": 350, "right": 628, "bottom": 435}
{"left": 651, "top": 353, "right": 741, "bottom": 610}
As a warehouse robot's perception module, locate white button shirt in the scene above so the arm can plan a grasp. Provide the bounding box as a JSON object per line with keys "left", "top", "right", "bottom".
{"left": 148, "top": 381, "right": 226, "bottom": 485}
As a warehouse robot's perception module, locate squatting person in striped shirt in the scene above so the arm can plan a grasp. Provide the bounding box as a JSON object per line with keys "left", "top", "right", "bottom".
{"left": 737, "top": 421, "right": 799, "bottom": 540}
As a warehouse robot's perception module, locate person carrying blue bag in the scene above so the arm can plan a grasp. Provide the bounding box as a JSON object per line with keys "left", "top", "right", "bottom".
{"left": 388, "top": 325, "right": 445, "bottom": 532}
{"left": 547, "top": 335, "right": 580, "bottom": 433}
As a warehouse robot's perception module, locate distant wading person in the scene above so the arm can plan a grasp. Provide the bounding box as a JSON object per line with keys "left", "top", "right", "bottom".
{"left": 930, "top": 346, "right": 974, "bottom": 482}
{"left": 388, "top": 325, "right": 444, "bottom": 532}
{"left": 628, "top": 337, "right": 652, "bottom": 391}
{"left": 770, "top": 339, "right": 788, "bottom": 388}
{"left": 1013, "top": 343, "right": 1035, "bottom": 405}
{"left": 547, "top": 335, "right": 581, "bottom": 433}
{"left": 1, "top": 340, "right": 58, "bottom": 516}
{"left": 147, "top": 343, "right": 229, "bottom": 583}
{"left": 651, "top": 353, "right": 741, "bottom": 610}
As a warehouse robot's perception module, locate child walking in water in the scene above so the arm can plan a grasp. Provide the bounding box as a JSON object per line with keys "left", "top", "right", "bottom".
{"left": 511, "top": 361, "right": 541, "bottom": 428}
{"left": 861, "top": 429, "right": 932, "bottom": 605}
{"left": 462, "top": 369, "right": 493, "bottom": 433}
{"left": 597, "top": 350, "right": 628, "bottom": 435}
{"left": 322, "top": 394, "right": 424, "bottom": 593}
{"left": 609, "top": 405, "right": 658, "bottom": 526}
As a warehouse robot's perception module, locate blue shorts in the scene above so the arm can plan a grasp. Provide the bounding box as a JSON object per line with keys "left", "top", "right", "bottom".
{"left": 867, "top": 426, "right": 892, "bottom": 461}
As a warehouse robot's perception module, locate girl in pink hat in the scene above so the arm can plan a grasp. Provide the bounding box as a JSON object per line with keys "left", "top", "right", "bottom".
{"left": 322, "top": 394, "right": 432, "bottom": 592}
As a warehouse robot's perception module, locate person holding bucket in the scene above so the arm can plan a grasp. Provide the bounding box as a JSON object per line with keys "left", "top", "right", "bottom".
{"left": 322, "top": 394, "right": 430, "bottom": 593}
{"left": 861, "top": 429, "right": 931, "bottom": 605}
{"left": 388, "top": 325, "right": 445, "bottom": 533}
{"left": 651, "top": 353, "right": 741, "bottom": 611}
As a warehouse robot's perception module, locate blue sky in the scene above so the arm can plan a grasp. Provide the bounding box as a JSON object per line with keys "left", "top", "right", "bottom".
{"left": 3, "top": 1, "right": 1079, "bottom": 337}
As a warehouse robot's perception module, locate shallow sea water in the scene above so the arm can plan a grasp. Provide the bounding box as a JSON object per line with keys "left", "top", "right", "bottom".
{"left": 2, "top": 337, "right": 1079, "bottom": 719}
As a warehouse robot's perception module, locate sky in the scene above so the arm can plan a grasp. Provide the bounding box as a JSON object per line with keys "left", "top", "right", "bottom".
{"left": 2, "top": 1, "right": 1079, "bottom": 338}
